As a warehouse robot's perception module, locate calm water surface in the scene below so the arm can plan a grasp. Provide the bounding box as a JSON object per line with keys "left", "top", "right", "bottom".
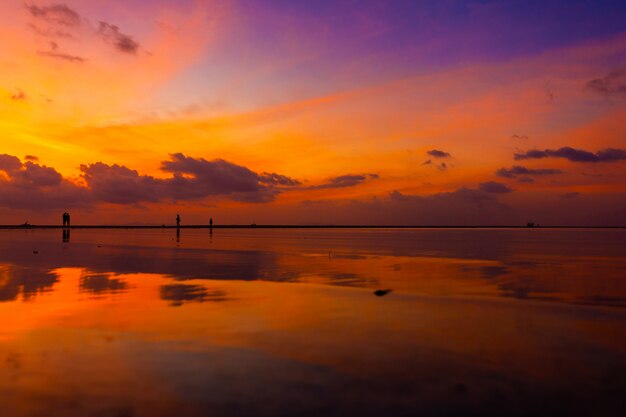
{"left": 0, "top": 228, "right": 625, "bottom": 416}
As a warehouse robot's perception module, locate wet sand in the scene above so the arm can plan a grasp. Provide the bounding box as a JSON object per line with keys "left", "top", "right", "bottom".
{"left": 0, "top": 228, "right": 624, "bottom": 416}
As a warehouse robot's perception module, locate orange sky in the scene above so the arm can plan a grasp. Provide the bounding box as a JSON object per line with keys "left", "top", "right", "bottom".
{"left": 0, "top": 1, "right": 625, "bottom": 225}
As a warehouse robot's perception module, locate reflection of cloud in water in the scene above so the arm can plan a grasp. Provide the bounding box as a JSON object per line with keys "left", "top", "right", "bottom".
{"left": 325, "top": 272, "right": 379, "bottom": 288}
{"left": 160, "top": 284, "right": 228, "bottom": 307}
{"left": 479, "top": 266, "right": 509, "bottom": 279}
{"left": 79, "top": 273, "right": 129, "bottom": 295}
{"left": 0, "top": 265, "right": 58, "bottom": 302}
{"left": 574, "top": 295, "right": 626, "bottom": 308}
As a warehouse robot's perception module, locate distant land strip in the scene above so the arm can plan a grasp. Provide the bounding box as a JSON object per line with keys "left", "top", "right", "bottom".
{"left": 0, "top": 225, "right": 624, "bottom": 229}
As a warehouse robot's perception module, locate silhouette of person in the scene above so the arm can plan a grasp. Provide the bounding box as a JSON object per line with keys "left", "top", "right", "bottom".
{"left": 176, "top": 214, "right": 181, "bottom": 228}
{"left": 67, "top": 212, "right": 71, "bottom": 227}
{"left": 62, "top": 212, "right": 67, "bottom": 227}
{"left": 209, "top": 217, "right": 213, "bottom": 228}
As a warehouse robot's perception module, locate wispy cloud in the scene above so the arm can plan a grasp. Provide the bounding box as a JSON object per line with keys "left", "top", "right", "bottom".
{"left": 426, "top": 149, "right": 451, "bottom": 158}
{"left": 496, "top": 165, "right": 562, "bottom": 178}
{"left": 25, "top": 3, "right": 81, "bottom": 27}
{"left": 586, "top": 69, "right": 626, "bottom": 99}
{"left": 514, "top": 147, "right": 626, "bottom": 163}
{"left": 97, "top": 21, "right": 140, "bottom": 54}
{"left": 307, "top": 173, "right": 379, "bottom": 190}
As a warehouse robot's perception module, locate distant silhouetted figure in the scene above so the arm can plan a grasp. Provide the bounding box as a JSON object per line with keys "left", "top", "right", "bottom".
{"left": 67, "top": 212, "right": 71, "bottom": 227}
{"left": 374, "top": 289, "right": 392, "bottom": 297}
{"left": 62, "top": 212, "right": 68, "bottom": 227}
{"left": 209, "top": 218, "right": 213, "bottom": 228}
{"left": 176, "top": 214, "right": 181, "bottom": 228}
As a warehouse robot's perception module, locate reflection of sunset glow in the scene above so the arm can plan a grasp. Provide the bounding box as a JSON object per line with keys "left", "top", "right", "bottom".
{"left": 0, "top": 228, "right": 624, "bottom": 415}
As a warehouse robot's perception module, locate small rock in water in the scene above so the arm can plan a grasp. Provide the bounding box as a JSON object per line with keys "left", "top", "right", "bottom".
{"left": 374, "top": 289, "right": 391, "bottom": 297}
{"left": 33, "top": 250, "right": 39, "bottom": 254}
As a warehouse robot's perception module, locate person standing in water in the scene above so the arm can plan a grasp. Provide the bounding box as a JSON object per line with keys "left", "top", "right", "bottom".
{"left": 209, "top": 217, "right": 213, "bottom": 228}
{"left": 176, "top": 214, "right": 181, "bottom": 228}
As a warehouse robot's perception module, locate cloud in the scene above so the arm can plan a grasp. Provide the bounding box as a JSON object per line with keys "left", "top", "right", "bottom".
{"left": 387, "top": 183, "right": 513, "bottom": 222}
{"left": 0, "top": 154, "right": 90, "bottom": 210}
{"left": 97, "top": 21, "right": 140, "bottom": 54}
{"left": 38, "top": 50, "right": 85, "bottom": 63}
{"left": 586, "top": 69, "right": 626, "bottom": 98}
{"left": 511, "top": 134, "right": 528, "bottom": 140}
{"left": 514, "top": 147, "right": 626, "bottom": 163}
{"left": 308, "top": 173, "right": 378, "bottom": 190}
{"left": 10, "top": 89, "right": 26, "bottom": 101}
{"left": 81, "top": 153, "right": 302, "bottom": 204}
{"left": 28, "top": 23, "right": 73, "bottom": 39}
{"left": 560, "top": 192, "right": 581, "bottom": 200}
{"left": 426, "top": 149, "right": 451, "bottom": 158}
{"left": 24, "top": 155, "right": 39, "bottom": 162}
{"left": 25, "top": 3, "right": 81, "bottom": 27}
{"left": 0, "top": 153, "right": 301, "bottom": 210}
{"left": 80, "top": 162, "right": 164, "bottom": 204}
{"left": 496, "top": 165, "right": 562, "bottom": 178}
{"left": 259, "top": 172, "right": 302, "bottom": 186}
{"left": 0, "top": 154, "right": 23, "bottom": 172}
{"left": 422, "top": 159, "right": 447, "bottom": 171}
{"left": 160, "top": 153, "right": 299, "bottom": 201}
{"left": 38, "top": 41, "right": 85, "bottom": 62}
{"left": 478, "top": 181, "right": 513, "bottom": 194}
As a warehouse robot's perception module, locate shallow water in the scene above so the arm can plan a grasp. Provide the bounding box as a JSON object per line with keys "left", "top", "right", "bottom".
{"left": 0, "top": 228, "right": 624, "bottom": 416}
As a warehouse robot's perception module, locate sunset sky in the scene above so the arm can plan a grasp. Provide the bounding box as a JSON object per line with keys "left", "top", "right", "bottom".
{"left": 1, "top": 0, "right": 625, "bottom": 225}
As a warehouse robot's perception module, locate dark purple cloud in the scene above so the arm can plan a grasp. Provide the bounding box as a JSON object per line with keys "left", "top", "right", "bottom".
{"left": 0, "top": 155, "right": 90, "bottom": 210}
{"left": 387, "top": 183, "right": 512, "bottom": 220}
{"left": 0, "top": 154, "right": 23, "bottom": 172}
{"left": 25, "top": 3, "right": 81, "bottom": 27}
{"left": 309, "top": 173, "right": 378, "bottom": 190}
{"left": 496, "top": 165, "right": 562, "bottom": 178}
{"left": 80, "top": 155, "right": 281, "bottom": 204}
{"left": 160, "top": 153, "right": 300, "bottom": 202}
{"left": 0, "top": 153, "right": 304, "bottom": 210}
{"left": 97, "top": 21, "right": 140, "bottom": 54}
{"left": 514, "top": 147, "right": 626, "bottom": 163}
{"left": 426, "top": 149, "right": 451, "bottom": 158}
{"left": 479, "top": 182, "right": 513, "bottom": 194}
{"left": 586, "top": 69, "right": 626, "bottom": 98}
{"left": 80, "top": 162, "right": 164, "bottom": 204}
{"left": 259, "top": 172, "right": 302, "bottom": 186}
{"left": 422, "top": 159, "right": 447, "bottom": 171}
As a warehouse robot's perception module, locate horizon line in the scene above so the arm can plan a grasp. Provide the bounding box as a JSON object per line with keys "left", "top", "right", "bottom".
{"left": 0, "top": 224, "right": 625, "bottom": 229}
